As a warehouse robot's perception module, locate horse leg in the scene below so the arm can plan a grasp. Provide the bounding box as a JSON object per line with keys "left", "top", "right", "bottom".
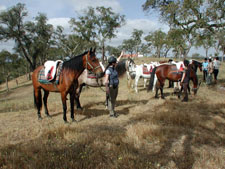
{"left": 188, "top": 84, "right": 191, "bottom": 94}
{"left": 159, "top": 80, "right": 165, "bottom": 99}
{"left": 155, "top": 81, "right": 160, "bottom": 98}
{"left": 75, "top": 84, "right": 84, "bottom": 110}
{"left": 144, "top": 78, "right": 147, "bottom": 88}
{"left": 70, "top": 91, "right": 76, "bottom": 122}
{"left": 61, "top": 92, "right": 68, "bottom": 122}
{"left": 135, "top": 76, "right": 139, "bottom": 93}
{"left": 43, "top": 90, "right": 50, "bottom": 117}
{"left": 178, "top": 86, "right": 183, "bottom": 99}
{"left": 34, "top": 88, "right": 42, "bottom": 120}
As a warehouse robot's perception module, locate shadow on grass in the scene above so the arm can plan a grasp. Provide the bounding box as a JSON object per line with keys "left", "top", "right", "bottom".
{"left": 0, "top": 99, "right": 224, "bottom": 169}
{"left": 126, "top": 99, "right": 225, "bottom": 169}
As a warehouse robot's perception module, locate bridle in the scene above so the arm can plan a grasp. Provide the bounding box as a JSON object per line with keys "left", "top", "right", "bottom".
{"left": 85, "top": 54, "right": 101, "bottom": 72}
{"left": 126, "top": 59, "right": 136, "bottom": 74}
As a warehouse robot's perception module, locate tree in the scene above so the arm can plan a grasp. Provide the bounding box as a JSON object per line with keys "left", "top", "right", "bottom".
{"left": 195, "top": 30, "right": 214, "bottom": 58}
{"left": 70, "top": 6, "right": 125, "bottom": 62}
{"left": 142, "top": 0, "right": 225, "bottom": 33}
{"left": 54, "top": 26, "right": 92, "bottom": 59}
{"left": 139, "top": 43, "right": 151, "bottom": 57}
{"left": 131, "top": 29, "right": 144, "bottom": 54}
{"left": 143, "top": 0, "right": 225, "bottom": 59}
{"left": 0, "top": 50, "right": 22, "bottom": 91}
{"left": 145, "top": 30, "right": 166, "bottom": 58}
{"left": 122, "top": 39, "right": 136, "bottom": 55}
{"left": 106, "top": 46, "right": 121, "bottom": 58}
{"left": 0, "top": 3, "right": 56, "bottom": 71}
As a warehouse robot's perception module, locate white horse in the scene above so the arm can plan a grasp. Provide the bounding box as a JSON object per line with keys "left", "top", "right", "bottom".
{"left": 133, "top": 62, "right": 159, "bottom": 93}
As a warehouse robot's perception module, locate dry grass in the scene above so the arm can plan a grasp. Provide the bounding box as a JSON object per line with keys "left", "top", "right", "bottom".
{"left": 0, "top": 58, "right": 225, "bottom": 169}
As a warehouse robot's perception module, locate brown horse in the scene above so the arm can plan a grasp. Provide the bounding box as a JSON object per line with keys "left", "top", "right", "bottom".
{"left": 32, "top": 48, "right": 103, "bottom": 122}
{"left": 147, "top": 64, "right": 199, "bottom": 99}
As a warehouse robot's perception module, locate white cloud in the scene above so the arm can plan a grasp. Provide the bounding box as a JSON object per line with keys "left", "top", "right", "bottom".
{"left": 48, "top": 17, "right": 71, "bottom": 34}
{"left": 66, "top": 0, "right": 122, "bottom": 13}
{"left": 0, "top": 5, "right": 6, "bottom": 12}
{"left": 108, "top": 19, "right": 169, "bottom": 46}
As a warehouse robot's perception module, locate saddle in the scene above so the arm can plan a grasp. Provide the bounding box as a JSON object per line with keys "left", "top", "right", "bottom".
{"left": 44, "top": 60, "right": 63, "bottom": 81}
{"left": 38, "top": 61, "right": 63, "bottom": 84}
{"left": 143, "top": 65, "right": 153, "bottom": 74}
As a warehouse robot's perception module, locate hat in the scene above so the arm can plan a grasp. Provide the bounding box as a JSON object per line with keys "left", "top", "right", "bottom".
{"left": 108, "top": 56, "right": 117, "bottom": 64}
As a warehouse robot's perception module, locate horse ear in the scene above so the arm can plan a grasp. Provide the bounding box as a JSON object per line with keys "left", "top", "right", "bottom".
{"left": 93, "top": 48, "right": 96, "bottom": 53}
{"left": 90, "top": 48, "right": 92, "bottom": 52}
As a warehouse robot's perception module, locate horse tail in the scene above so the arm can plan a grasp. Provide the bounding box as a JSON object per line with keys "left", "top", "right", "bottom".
{"left": 148, "top": 67, "right": 157, "bottom": 92}
{"left": 33, "top": 89, "right": 42, "bottom": 109}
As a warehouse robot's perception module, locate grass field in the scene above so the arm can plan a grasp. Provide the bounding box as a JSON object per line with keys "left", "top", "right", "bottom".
{"left": 0, "top": 57, "right": 225, "bottom": 169}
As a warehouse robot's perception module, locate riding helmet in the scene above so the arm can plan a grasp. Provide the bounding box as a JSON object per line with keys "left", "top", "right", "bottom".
{"left": 108, "top": 56, "right": 117, "bottom": 64}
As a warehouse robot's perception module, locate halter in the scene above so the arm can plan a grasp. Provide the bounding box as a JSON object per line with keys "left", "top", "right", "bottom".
{"left": 126, "top": 59, "right": 135, "bottom": 74}
{"left": 85, "top": 53, "right": 101, "bottom": 72}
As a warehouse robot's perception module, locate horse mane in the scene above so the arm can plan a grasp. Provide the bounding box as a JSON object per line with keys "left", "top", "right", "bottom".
{"left": 62, "top": 51, "right": 88, "bottom": 71}
{"left": 115, "top": 59, "right": 128, "bottom": 77}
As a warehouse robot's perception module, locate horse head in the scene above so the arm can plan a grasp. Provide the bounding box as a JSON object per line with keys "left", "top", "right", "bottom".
{"left": 84, "top": 48, "right": 103, "bottom": 78}
{"left": 126, "top": 59, "right": 136, "bottom": 79}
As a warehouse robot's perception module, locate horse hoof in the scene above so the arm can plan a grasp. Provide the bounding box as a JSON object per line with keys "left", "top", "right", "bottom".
{"left": 46, "top": 114, "right": 52, "bottom": 118}
{"left": 71, "top": 119, "right": 77, "bottom": 123}
{"left": 64, "top": 120, "right": 69, "bottom": 124}
{"left": 77, "top": 107, "right": 83, "bottom": 110}
{"left": 38, "top": 116, "right": 42, "bottom": 120}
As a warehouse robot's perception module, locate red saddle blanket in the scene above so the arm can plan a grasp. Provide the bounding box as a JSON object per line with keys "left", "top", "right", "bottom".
{"left": 143, "top": 66, "right": 153, "bottom": 74}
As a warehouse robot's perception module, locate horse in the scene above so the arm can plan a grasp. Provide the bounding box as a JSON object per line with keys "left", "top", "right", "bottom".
{"left": 132, "top": 62, "right": 159, "bottom": 93}
{"left": 74, "top": 58, "right": 136, "bottom": 109}
{"left": 147, "top": 63, "right": 199, "bottom": 99}
{"left": 32, "top": 48, "right": 103, "bottom": 122}
{"left": 189, "top": 59, "right": 202, "bottom": 72}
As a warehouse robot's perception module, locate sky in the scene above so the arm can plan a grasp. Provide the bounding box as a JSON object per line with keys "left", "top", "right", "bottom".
{"left": 0, "top": 0, "right": 216, "bottom": 57}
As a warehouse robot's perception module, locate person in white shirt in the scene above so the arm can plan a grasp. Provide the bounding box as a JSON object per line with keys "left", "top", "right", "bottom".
{"left": 213, "top": 57, "right": 220, "bottom": 84}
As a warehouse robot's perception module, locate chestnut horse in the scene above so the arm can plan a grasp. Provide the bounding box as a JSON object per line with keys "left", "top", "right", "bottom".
{"left": 32, "top": 48, "right": 103, "bottom": 122}
{"left": 148, "top": 64, "right": 198, "bottom": 99}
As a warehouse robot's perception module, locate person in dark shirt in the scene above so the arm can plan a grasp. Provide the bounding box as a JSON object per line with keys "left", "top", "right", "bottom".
{"left": 180, "top": 60, "right": 190, "bottom": 102}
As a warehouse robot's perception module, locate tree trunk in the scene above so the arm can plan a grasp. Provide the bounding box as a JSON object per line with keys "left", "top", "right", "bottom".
{"left": 101, "top": 42, "right": 105, "bottom": 63}
{"left": 205, "top": 48, "right": 208, "bottom": 58}
{"left": 5, "top": 76, "right": 9, "bottom": 92}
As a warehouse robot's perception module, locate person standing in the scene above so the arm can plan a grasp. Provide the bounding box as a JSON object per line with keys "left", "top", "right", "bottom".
{"left": 180, "top": 60, "right": 190, "bottom": 102}
{"left": 213, "top": 57, "right": 220, "bottom": 84}
{"left": 104, "top": 52, "right": 123, "bottom": 118}
{"left": 202, "top": 58, "right": 208, "bottom": 82}
{"left": 206, "top": 58, "right": 214, "bottom": 85}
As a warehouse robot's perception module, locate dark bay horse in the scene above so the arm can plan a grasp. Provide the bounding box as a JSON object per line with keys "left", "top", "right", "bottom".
{"left": 32, "top": 48, "right": 103, "bottom": 122}
{"left": 148, "top": 64, "right": 199, "bottom": 99}
{"left": 190, "top": 59, "right": 202, "bottom": 72}
{"left": 75, "top": 58, "right": 136, "bottom": 109}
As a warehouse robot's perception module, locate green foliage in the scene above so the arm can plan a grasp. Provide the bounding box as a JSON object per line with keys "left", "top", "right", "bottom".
{"left": 0, "top": 3, "right": 58, "bottom": 71}
{"left": 70, "top": 6, "right": 125, "bottom": 61}
{"left": 0, "top": 50, "right": 26, "bottom": 84}
{"left": 145, "top": 30, "right": 167, "bottom": 57}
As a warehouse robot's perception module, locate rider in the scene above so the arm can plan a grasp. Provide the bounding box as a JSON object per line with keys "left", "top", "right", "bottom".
{"left": 105, "top": 52, "right": 123, "bottom": 118}
{"left": 180, "top": 60, "right": 190, "bottom": 102}
{"left": 202, "top": 58, "right": 208, "bottom": 82}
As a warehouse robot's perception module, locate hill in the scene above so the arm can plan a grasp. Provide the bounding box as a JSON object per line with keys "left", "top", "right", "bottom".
{"left": 0, "top": 57, "right": 225, "bottom": 169}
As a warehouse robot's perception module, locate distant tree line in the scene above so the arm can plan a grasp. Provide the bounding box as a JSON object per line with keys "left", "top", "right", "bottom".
{"left": 0, "top": 1, "right": 224, "bottom": 85}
